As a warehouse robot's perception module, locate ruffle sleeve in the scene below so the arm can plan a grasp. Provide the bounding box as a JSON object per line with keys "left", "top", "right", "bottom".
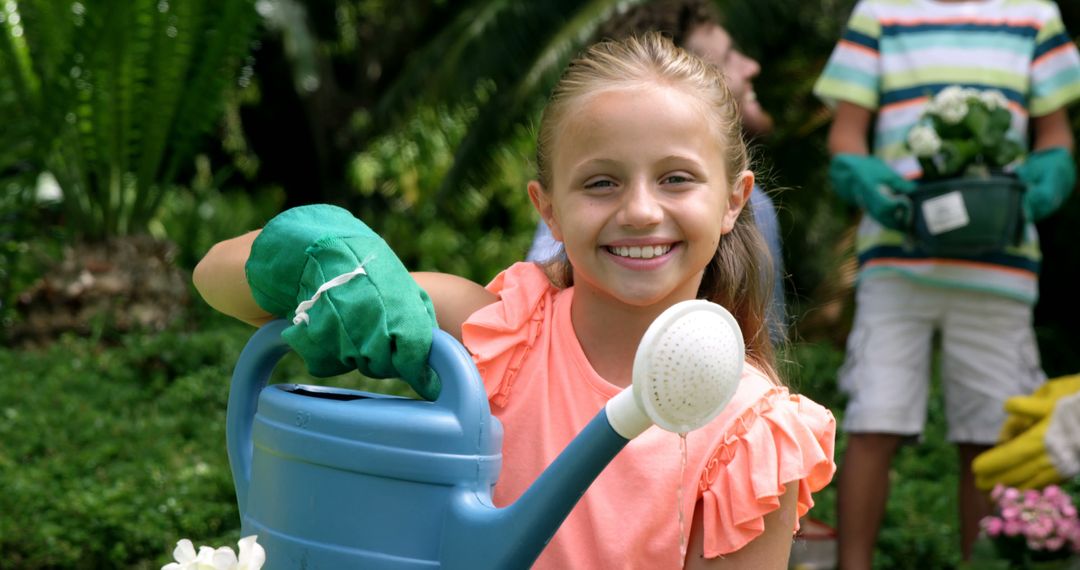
{"left": 461, "top": 262, "right": 554, "bottom": 407}
{"left": 696, "top": 387, "right": 836, "bottom": 557}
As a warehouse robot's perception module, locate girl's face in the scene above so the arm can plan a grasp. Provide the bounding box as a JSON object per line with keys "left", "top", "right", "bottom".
{"left": 530, "top": 84, "right": 751, "bottom": 310}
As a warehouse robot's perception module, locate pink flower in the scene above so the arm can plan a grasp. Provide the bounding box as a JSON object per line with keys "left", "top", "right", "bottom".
{"left": 984, "top": 484, "right": 1080, "bottom": 557}
{"left": 1004, "top": 519, "right": 1024, "bottom": 537}
{"left": 982, "top": 516, "right": 1004, "bottom": 537}
{"left": 1045, "top": 536, "right": 1066, "bottom": 551}
{"left": 1026, "top": 518, "right": 1052, "bottom": 540}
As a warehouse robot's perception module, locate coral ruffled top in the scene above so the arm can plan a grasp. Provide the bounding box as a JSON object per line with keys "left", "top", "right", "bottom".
{"left": 461, "top": 263, "right": 836, "bottom": 569}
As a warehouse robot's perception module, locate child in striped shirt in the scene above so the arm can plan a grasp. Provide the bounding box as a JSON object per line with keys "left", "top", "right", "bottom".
{"left": 813, "top": 0, "right": 1080, "bottom": 567}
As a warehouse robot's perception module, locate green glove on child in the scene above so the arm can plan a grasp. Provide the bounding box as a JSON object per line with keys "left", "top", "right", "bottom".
{"left": 1016, "top": 147, "right": 1077, "bottom": 222}
{"left": 828, "top": 154, "right": 916, "bottom": 231}
{"left": 245, "top": 204, "right": 441, "bottom": 400}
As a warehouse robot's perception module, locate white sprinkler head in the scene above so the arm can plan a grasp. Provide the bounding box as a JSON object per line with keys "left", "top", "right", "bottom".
{"left": 606, "top": 300, "right": 744, "bottom": 439}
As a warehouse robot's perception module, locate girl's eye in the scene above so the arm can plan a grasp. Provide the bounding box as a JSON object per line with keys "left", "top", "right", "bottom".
{"left": 662, "top": 174, "right": 693, "bottom": 185}
{"left": 584, "top": 179, "right": 616, "bottom": 190}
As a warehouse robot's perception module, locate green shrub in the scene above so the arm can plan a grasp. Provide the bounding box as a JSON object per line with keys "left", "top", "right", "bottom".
{"left": 0, "top": 308, "right": 421, "bottom": 569}
{"left": 0, "top": 321, "right": 246, "bottom": 568}
{"left": 0, "top": 178, "right": 64, "bottom": 327}
{"left": 148, "top": 157, "right": 286, "bottom": 270}
{"left": 345, "top": 102, "right": 539, "bottom": 284}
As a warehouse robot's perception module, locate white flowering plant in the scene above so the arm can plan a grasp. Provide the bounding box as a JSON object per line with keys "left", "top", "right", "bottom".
{"left": 162, "top": 535, "right": 265, "bottom": 570}
{"left": 906, "top": 86, "right": 1024, "bottom": 180}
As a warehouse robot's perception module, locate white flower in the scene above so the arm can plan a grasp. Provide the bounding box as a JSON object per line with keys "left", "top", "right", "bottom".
{"left": 35, "top": 171, "right": 63, "bottom": 203}
{"left": 929, "top": 85, "right": 967, "bottom": 108}
{"left": 204, "top": 545, "right": 239, "bottom": 570}
{"left": 162, "top": 536, "right": 265, "bottom": 570}
{"left": 907, "top": 124, "right": 942, "bottom": 157}
{"left": 163, "top": 539, "right": 197, "bottom": 570}
{"left": 927, "top": 85, "right": 970, "bottom": 124}
{"left": 960, "top": 87, "right": 982, "bottom": 100}
{"left": 979, "top": 89, "right": 1009, "bottom": 110}
{"left": 237, "top": 536, "right": 266, "bottom": 570}
{"left": 936, "top": 98, "right": 969, "bottom": 124}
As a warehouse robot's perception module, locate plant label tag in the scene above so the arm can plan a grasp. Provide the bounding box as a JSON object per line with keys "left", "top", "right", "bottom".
{"left": 921, "top": 191, "right": 969, "bottom": 235}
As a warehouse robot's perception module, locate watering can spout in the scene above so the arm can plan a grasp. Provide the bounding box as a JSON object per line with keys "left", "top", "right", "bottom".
{"left": 442, "top": 409, "right": 632, "bottom": 568}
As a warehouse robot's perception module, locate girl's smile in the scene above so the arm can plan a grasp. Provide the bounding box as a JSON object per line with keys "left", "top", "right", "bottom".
{"left": 603, "top": 241, "right": 679, "bottom": 269}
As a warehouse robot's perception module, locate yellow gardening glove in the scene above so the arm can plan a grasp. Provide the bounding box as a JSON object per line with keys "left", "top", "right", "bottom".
{"left": 998, "top": 375, "right": 1080, "bottom": 441}
{"left": 974, "top": 379, "right": 1080, "bottom": 491}
{"left": 973, "top": 415, "right": 1063, "bottom": 490}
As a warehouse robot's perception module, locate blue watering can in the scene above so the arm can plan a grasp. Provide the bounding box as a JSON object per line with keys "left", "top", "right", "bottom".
{"left": 227, "top": 300, "right": 744, "bottom": 569}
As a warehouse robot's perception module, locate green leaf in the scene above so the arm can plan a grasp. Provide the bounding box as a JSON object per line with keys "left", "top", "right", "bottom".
{"left": 938, "top": 139, "right": 980, "bottom": 177}
{"left": 2, "top": 0, "right": 261, "bottom": 240}
{"left": 963, "top": 103, "right": 993, "bottom": 147}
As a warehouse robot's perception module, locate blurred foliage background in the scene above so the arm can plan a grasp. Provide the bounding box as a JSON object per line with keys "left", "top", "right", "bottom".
{"left": 2, "top": 0, "right": 1080, "bottom": 567}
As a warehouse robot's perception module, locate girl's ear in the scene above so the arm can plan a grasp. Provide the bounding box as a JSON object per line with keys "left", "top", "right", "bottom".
{"left": 721, "top": 170, "right": 754, "bottom": 234}
{"left": 528, "top": 180, "right": 563, "bottom": 242}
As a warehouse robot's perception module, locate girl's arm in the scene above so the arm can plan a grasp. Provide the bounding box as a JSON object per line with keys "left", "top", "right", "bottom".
{"left": 192, "top": 230, "right": 498, "bottom": 341}
{"left": 193, "top": 230, "right": 275, "bottom": 327}
{"left": 410, "top": 272, "right": 498, "bottom": 342}
{"left": 684, "top": 483, "right": 798, "bottom": 569}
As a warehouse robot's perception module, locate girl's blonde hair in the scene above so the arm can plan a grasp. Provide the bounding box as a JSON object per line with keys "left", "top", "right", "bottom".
{"left": 535, "top": 32, "right": 778, "bottom": 379}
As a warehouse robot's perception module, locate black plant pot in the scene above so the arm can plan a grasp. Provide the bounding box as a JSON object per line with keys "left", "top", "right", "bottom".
{"left": 909, "top": 172, "right": 1025, "bottom": 257}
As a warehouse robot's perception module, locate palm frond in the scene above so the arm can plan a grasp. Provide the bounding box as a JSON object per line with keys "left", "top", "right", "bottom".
{"left": 433, "top": 0, "right": 649, "bottom": 203}
{"left": 159, "top": 0, "right": 261, "bottom": 187}
{"left": 0, "top": 0, "right": 261, "bottom": 240}
{"left": 128, "top": 0, "right": 205, "bottom": 224}
{"left": 369, "top": 0, "right": 517, "bottom": 128}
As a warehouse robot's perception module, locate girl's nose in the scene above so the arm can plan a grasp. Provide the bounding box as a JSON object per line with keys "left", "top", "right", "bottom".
{"left": 618, "top": 183, "right": 663, "bottom": 228}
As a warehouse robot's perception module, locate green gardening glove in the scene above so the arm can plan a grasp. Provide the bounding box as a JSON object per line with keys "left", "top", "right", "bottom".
{"left": 829, "top": 154, "right": 916, "bottom": 231}
{"left": 1016, "top": 147, "right": 1077, "bottom": 222}
{"left": 245, "top": 204, "right": 441, "bottom": 400}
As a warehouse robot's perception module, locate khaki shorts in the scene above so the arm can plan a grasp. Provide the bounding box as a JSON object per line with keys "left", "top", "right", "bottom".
{"left": 838, "top": 274, "right": 1045, "bottom": 444}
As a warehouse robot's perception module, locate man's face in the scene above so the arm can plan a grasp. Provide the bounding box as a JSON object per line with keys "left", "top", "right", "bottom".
{"left": 684, "top": 23, "right": 774, "bottom": 137}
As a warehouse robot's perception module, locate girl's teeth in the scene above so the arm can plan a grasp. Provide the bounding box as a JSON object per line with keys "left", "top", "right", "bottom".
{"left": 609, "top": 245, "right": 671, "bottom": 259}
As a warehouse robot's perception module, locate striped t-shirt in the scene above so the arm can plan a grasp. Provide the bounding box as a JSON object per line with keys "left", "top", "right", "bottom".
{"left": 814, "top": 0, "right": 1080, "bottom": 304}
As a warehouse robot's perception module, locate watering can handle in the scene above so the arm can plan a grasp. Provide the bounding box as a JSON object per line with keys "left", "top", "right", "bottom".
{"left": 225, "top": 320, "right": 488, "bottom": 516}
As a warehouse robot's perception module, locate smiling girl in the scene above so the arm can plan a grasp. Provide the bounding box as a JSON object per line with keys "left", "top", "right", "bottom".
{"left": 194, "top": 33, "right": 834, "bottom": 569}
